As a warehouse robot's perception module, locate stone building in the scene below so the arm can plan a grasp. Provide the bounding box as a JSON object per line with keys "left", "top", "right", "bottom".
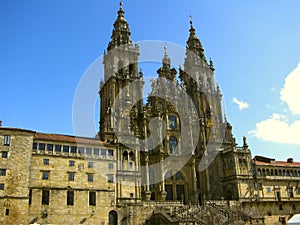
{"left": 1, "top": 2, "right": 300, "bottom": 225}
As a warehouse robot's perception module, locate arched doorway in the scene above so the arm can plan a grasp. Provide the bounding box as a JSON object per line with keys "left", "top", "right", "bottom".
{"left": 164, "top": 171, "right": 186, "bottom": 202}
{"left": 109, "top": 210, "right": 118, "bottom": 225}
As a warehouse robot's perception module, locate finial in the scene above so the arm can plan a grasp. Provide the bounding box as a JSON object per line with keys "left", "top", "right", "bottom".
{"left": 189, "top": 14, "right": 193, "bottom": 27}
{"left": 164, "top": 44, "right": 167, "bottom": 55}
{"left": 120, "top": 0, "right": 123, "bottom": 9}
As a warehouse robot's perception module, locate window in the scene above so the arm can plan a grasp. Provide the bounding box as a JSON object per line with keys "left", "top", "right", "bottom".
{"left": 129, "top": 162, "right": 133, "bottom": 168}
{"left": 32, "top": 142, "right": 37, "bottom": 150}
{"left": 88, "top": 162, "right": 93, "bottom": 168}
{"left": 257, "top": 183, "right": 262, "bottom": 189}
{"left": 108, "top": 149, "right": 114, "bottom": 157}
{"left": 0, "top": 183, "right": 4, "bottom": 190}
{"left": 55, "top": 145, "right": 62, "bottom": 153}
{"left": 69, "top": 160, "right": 75, "bottom": 167}
{"left": 297, "top": 187, "right": 300, "bottom": 194}
{"left": 266, "top": 187, "right": 271, "bottom": 193}
{"left": 67, "top": 190, "right": 74, "bottom": 206}
{"left": 68, "top": 173, "right": 75, "bottom": 181}
{"left": 47, "top": 144, "right": 53, "bottom": 151}
{"left": 71, "top": 146, "right": 77, "bottom": 153}
{"left": 276, "top": 191, "right": 281, "bottom": 200}
{"left": 5, "top": 209, "right": 9, "bottom": 216}
{"left": 86, "top": 148, "right": 92, "bottom": 155}
{"left": 88, "top": 174, "right": 94, "bottom": 182}
{"left": 107, "top": 175, "right": 114, "bottom": 183}
{"left": 78, "top": 147, "right": 84, "bottom": 154}
{"left": 29, "top": 189, "right": 32, "bottom": 205}
{"left": 288, "top": 187, "right": 294, "bottom": 198}
{"left": 42, "top": 171, "right": 49, "bottom": 180}
{"left": 43, "top": 158, "right": 49, "bottom": 165}
{"left": 169, "top": 136, "right": 178, "bottom": 154}
{"left": 89, "top": 191, "right": 96, "bottom": 206}
{"left": 63, "top": 145, "right": 69, "bottom": 153}
{"left": 168, "top": 115, "right": 177, "bottom": 129}
{"left": 1, "top": 151, "right": 8, "bottom": 158}
{"left": 101, "top": 149, "right": 106, "bottom": 156}
{"left": 130, "top": 193, "right": 134, "bottom": 198}
{"left": 42, "top": 190, "right": 50, "bottom": 205}
{"left": 108, "top": 163, "right": 114, "bottom": 169}
{"left": 93, "top": 148, "right": 99, "bottom": 155}
{"left": 4, "top": 135, "right": 11, "bottom": 146}
{"left": 293, "top": 204, "right": 296, "bottom": 210}
{"left": 39, "top": 143, "right": 46, "bottom": 151}
{"left": 0, "top": 169, "right": 7, "bottom": 176}
{"left": 279, "top": 204, "right": 283, "bottom": 210}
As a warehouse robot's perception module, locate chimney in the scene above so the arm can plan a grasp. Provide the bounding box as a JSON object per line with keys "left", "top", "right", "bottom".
{"left": 287, "top": 158, "right": 293, "bottom": 163}
{"left": 0, "top": 120, "right": 2, "bottom": 127}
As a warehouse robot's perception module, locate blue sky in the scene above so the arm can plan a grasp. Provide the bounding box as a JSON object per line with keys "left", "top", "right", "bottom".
{"left": 1, "top": 0, "right": 300, "bottom": 161}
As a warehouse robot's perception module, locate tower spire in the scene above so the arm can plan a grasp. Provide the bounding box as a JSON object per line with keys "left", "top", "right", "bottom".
{"left": 107, "top": 1, "right": 132, "bottom": 51}
{"left": 186, "top": 18, "right": 207, "bottom": 63}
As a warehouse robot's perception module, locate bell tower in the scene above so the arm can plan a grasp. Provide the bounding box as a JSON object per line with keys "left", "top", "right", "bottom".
{"left": 99, "top": 1, "right": 143, "bottom": 204}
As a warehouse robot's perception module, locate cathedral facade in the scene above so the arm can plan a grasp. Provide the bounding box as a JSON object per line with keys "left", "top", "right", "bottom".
{"left": 0, "top": 2, "right": 300, "bottom": 225}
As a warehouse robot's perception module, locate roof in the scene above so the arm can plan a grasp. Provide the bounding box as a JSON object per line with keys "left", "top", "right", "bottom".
{"left": 34, "top": 132, "right": 105, "bottom": 145}
{"left": 254, "top": 155, "right": 300, "bottom": 167}
{"left": 0, "top": 127, "right": 36, "bottom": 133}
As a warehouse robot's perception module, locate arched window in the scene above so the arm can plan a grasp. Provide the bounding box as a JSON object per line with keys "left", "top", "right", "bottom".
{"left": 109, "top": 210, "right": 118, "bottom": 225}
{"left": 168, "top": 115, "right": 177, "bottom": 129}
{"left": 129, "top": 151, "right": 135, "bottom": 161}
{"left": 149, "top": 168, "right": 155, "bottom": 189}
{"left": 169, "top": 136, "right": 178, "bottom": 154}
{"left": 123, "top": 151, "right": 128, "bottom": 161}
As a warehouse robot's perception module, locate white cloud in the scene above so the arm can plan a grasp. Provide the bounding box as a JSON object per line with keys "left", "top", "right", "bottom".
{"left": 232, "top": 97, "right": 249, "bottom": 111}
{"left": 249, "top": 113, "right": 300, "bottom": 144}
{"left": 280, "top": 62, "right": 300, "bottom": 115}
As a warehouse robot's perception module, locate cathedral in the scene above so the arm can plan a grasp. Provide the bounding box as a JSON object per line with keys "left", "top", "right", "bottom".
{"left": 1, "top": 2, "right": 300, "bottom": 225}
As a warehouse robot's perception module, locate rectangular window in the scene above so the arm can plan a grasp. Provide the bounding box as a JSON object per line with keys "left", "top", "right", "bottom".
{"left": 107, "top": 175, "right": 114, "bottom": 183}
{"left": 266, "top": 187, "right": 271, "bottom": 193}
{"left": 42, "top": 190, "right": 50, "bottom": 205}
{"left": 55, "top": 145, "right": 62, "bottom": 153}
{"left": 43, "top": 158, "right": 49, "bottom": 165}
{"left": 288, "top": 187, "right": 294, "bottom": 198}
{"left": 39, "top": 143, "right": 46, "bottom": 151}
{"left": 5, "top": 209, "right": 9, "bottom": 216}
{"left": 47, "top": 144, "right": 53, "bottom": 151}
{"left": 279, "top": 204, "right": 283, "bottom": 210}
{"left": 93, "top": 148, "right": 99, "bottom": 155}
{"left": 63, "top": 145, "right": 69, "bottom": 153}
{"left": 78, "top": 147, "right": 84, "bottom": 154}
{"left": 108, "top": 149, "right": 114, "bottom": 157}
{"left": 0, "top": 183, "right": 4, "bottom": 190}
{"left": 89, "top": 191, "right": 96, "bottom": 206}
{"left": 88, "top": 174, "right": 94, "bottom": 182}
{"left": 32, "top": 142, "right": 38, "bottom": 150}
{"left": 86, "top": 148, "right": 92, "bottom": 155}
{"left": 257, "top": 183, "right": 262, "bottom": 189}
{"left": 1, "top": 151, "right": 8, "bottom": 158}
{"left": 4, "top": 135, "right": 11, "bottom": 146}
{"left": 69, "top": 160, "right": 75, "bottom": 167}
{"left": 67, "top": 190, "right": 74, "bottom": 206}
{"left": 297, "top": 187, "right": 300, "bottom": 194}
{"left": 101, "top": 149, "right": 106, "bottom": 156}
{"left": 71, "top": 146, "right": 77, "bottom": 153}
{"left": 276, "top": 191, "right": 281, "bottom": 200}
{"left": 0, "top": 169, "right": 6, "bottom": 176}
{"left": 68, "top": 173, "right": 75, "bottom": 181}
{"left": 42, "top": 171, "right": 49, "bottom": 180}
{"left": 29, "top": 189, "right": 32, "bottom": 205}
{"left": 108, "top": 163, "right": 114, "bottom": 169}
{"left": 88, "top": 162, "right": 93, "bottom": 168}
{"left": 129, "top": 162, "right": 133, "bottom": 168}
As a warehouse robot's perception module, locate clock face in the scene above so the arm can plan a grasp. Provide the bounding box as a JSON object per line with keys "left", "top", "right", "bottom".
{"left": 168, "top": 116, "right": 177, "bottom": 129}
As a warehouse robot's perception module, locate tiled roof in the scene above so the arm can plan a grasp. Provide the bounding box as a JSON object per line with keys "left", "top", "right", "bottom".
{"left": 0, "top": 127, "right": 35, "bottom": 133}
{"left": 255, "top": 160, "right": 300, "bottom": 167}
{"left": 34, "top": 132, "right": 105, "bottom": 145}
